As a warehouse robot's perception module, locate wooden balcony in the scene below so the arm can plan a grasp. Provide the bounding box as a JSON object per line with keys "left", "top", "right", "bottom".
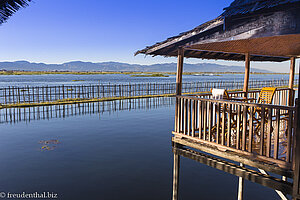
{"left": 173, "top": 88, "right": 296, "bottom": 176}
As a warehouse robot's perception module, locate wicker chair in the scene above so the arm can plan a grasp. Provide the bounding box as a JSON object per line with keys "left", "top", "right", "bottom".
{"left": 252, "top": 87, "right": 277, "bottom": 134}
{"left": 257, "top": 87, "right": 277, "bottom": 104}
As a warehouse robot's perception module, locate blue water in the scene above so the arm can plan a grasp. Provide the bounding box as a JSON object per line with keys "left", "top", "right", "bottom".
{"left": 0, "top": 98, "right": 280, "bottom": 199}
{"left": 0, "top": 73, "right": 290, "bottom": 87}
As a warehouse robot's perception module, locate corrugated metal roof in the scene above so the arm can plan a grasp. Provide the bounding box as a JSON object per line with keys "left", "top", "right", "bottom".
{"left": 222, "top": 0, "right": 300, "bottom": 18}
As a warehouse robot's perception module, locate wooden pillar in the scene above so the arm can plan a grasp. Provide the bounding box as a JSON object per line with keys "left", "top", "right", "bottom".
{"left": 288, "top": 57, "right": 296, "bottom": 106}
{"left": 172, "top": 150, "right": 180, "bottom": 200}
{"left": 293, "top": 63, "right": 300, "bottom": 200}
{"left": 175, "top": 48, "right": 184, "bottom": 132}
{"left": 176, "top": 48, "right": 184, "bottom": 95}
{"left": 243, "top": 53, "right": 250, "bottom": 97}
{"left": 237, "top": 163, "right": 244, "bottom": 200}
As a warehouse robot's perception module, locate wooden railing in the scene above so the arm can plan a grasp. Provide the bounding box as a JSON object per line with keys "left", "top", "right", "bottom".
{"left": 190, "top": 88, "right": 293, "bottom": 106}
{"left": 174, "top": 88, "right": 296, "bottom": 169}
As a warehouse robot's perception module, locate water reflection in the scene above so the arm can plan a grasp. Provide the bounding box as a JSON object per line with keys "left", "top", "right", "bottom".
{"left": 0, "top": 97, "right": 175, "bottom": 124}
{"left": 0, "top": 94, "right": 290, "bottom": 199}
{"left": 171, "top": 143, "right": 293, "bottom": 200}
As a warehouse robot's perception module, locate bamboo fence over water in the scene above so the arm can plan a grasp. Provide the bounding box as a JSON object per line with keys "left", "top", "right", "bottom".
{"left": 0, "top": 79, "right": 296, "bottom": 105}
{"left": 0, "top": 97, "right": 175, "bottom": 124}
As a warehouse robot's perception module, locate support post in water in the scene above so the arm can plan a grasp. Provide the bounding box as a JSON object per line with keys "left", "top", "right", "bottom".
{"left": 238, "top": 163, "right": 244, "bottom": 200}
{"left": 293, "top": 63, "right": 300, "bottom": 200}
{"left": 172, "top": 143, "right": 181, "bottom": 200}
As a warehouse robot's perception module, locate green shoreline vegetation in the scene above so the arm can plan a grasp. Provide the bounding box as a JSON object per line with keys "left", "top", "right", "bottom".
{"left": 0, "top": 70, "right": 292, "bottom": 76}
{"left": 130, "top": 73, "right": 169, "bottom": 77}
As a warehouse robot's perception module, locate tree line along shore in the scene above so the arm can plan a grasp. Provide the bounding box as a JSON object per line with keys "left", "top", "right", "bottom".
{"left": 0, "top": 71, "right": 291, "bottom": 76}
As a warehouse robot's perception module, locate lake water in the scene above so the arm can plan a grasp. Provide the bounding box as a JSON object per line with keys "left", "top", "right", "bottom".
{"left": 0, "top": 73, "right": 290, "bottom": 87}
{"left": 0, "top": 98, "right": 280, "bottom": 199}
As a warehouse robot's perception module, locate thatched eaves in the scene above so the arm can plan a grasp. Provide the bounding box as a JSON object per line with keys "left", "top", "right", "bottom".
{"left": 135, "top": 0, "right": 300, "bottom": 62}
{"left": 0, "top": 0, "right": 31, "bottom": 25}
{"left": 223, "top": 0, "right": 300, "bottom": 18}
{"left": 135, "top": 17, "right": 224, "bottom": 56}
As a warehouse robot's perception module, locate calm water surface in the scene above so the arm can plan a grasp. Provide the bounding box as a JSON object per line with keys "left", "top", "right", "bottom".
{"left": 0, "top": 73, "right": 290, "bottom": 87}
{"left": 0, "top": 98, "right": 280, "bottom": 199}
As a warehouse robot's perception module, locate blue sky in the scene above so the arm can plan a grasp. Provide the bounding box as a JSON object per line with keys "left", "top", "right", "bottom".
{"left": 0, "top": 0, "right": 297, "bottom": 72}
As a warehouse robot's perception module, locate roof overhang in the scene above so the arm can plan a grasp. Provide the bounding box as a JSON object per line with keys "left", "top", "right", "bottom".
{"left": 185, "top": 34, "right": 300, "bottom": 58}
{"left": 136, "top": 4, "right": 300, "bottom": 62}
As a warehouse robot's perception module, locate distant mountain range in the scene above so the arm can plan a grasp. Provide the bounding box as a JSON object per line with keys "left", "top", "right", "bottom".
{"left": 0, "top": 61, "right": 271, "bottom": 73}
